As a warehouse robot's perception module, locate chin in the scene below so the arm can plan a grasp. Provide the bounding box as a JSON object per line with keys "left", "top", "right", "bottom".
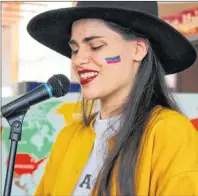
{"left": 82, "top": 94, "right": 98, "bottom": 100}
{"left": 82, "top": 90, "right": 100, "bottom": 100}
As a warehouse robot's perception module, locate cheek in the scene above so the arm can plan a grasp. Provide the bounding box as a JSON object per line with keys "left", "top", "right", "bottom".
{"left": 103, "top": 58, "right": 134, "bottom": 84}
{"left": 91, "top": 54, "right": 105, "bottom": 68}
{"left": 93, "top": 53, "right": 122, "bottom": 67}
{"left": 94, "top": 55, "right": 124, "bottom": 81}
{"left": 104, "top": 55, "right": 121, "bottom": 64}
{"left": 71, "top": 63, "right": 79, "bottom": 78}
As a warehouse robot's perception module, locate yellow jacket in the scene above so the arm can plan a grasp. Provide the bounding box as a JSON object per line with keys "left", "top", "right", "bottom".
{"left": 34, "top": 106, "right": 198, "bottom": 195}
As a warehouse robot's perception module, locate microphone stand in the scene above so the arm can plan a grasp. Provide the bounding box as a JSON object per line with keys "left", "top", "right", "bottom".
{"left": 3, "top": 109, "right": 28, "bottom": 196}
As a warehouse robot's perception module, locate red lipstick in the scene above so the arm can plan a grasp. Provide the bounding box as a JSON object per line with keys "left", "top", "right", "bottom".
{"left": 78, "top": 69, "right": 98, "bottom": 85}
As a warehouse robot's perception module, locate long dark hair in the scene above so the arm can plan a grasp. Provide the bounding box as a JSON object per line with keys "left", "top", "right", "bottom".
{"left": 80, "top": 21, "right": 180, "bottom": 195}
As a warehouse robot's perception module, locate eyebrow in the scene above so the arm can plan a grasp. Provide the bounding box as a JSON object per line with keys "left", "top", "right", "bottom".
{"left": 68, "top": 36, "right": 104, "bottom": 45}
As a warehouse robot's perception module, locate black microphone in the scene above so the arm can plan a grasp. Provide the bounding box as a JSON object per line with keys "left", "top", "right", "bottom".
{"left": 1, "top": 74, "right": 71, "bottom": 118}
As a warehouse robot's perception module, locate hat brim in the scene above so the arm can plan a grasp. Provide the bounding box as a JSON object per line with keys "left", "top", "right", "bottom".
{"left": 27, "top": 7, "right": 197, "bottom": 74}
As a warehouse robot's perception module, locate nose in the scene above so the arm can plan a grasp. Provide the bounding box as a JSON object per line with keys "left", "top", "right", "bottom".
{"left": 72, "top": 49, "right": 90, "bottom": 67}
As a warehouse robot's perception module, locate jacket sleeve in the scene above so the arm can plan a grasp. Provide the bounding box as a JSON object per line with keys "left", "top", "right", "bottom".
{"left": 33, "top": 129, "right": 63, "bottom": 196}
{"left": 34, "top": 160, "right": 49, "bottom": 195}
{"left": 34, "top": 124, "right": 76, "bottom": 195}
{"left": 159, "top": 171, "right": 198, "bottom": 195}
{"left": 151, "top": 112, "right": 198, "bottom": 196}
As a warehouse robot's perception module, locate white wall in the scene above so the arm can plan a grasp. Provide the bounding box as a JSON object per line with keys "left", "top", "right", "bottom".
{"left": 2, "top": 27, "right": 12, "bottom": 87}
{"left": 18, "top": 2, "right": 73, "bottom": 83}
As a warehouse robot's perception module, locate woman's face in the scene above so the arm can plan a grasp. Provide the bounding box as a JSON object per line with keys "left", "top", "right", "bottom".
{"left": 70, "top": 19, "right": 147, "bottom": 100}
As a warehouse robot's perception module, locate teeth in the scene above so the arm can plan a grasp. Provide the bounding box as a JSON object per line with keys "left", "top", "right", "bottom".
{"left": 80, "top": 72, "right": 98, "bottom": 79}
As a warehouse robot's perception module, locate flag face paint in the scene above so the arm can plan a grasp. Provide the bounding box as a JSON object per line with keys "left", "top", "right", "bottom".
{"left": 105, "top": 55, "right": 121, "bottom": 64}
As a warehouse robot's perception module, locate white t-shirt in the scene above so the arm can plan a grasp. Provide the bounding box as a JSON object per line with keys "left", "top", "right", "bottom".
{"left": 72, "top": 113, "right": 121, "bottom": 196}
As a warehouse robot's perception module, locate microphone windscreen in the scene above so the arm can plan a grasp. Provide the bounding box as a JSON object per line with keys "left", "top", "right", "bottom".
{"left": 48, "top": 74, "right": 71, "bottom": 97}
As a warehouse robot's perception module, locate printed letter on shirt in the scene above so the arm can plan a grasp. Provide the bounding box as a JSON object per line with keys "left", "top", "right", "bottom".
{"left": 79, "top": 174, "right": 92, "bottom": 189}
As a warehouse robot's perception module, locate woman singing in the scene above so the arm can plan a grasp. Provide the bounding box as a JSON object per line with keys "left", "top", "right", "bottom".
{"left": 27, "top": 2, "right": 198, "bottom": 195}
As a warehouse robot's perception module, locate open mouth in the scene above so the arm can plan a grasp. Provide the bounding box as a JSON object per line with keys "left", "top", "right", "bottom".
{"left": 78, "top": 71, "right": 99, "bottom": 85}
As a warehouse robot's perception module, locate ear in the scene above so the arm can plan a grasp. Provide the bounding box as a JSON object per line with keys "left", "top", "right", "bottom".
{"left": 133, "top": 39, "right": 149, "bottom": 62}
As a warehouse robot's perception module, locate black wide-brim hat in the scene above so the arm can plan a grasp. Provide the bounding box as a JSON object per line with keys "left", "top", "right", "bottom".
{"left": 27, "top": 1, "right": 197, "bottom": 75}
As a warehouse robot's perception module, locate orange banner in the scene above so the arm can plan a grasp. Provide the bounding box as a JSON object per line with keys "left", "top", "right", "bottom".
{"left": 162, "top": 7, "right": 198, "bottom": 36}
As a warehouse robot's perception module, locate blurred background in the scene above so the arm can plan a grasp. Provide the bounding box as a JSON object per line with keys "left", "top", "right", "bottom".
{"left": 1, "top": 2, "right": 198, "bottom": 195}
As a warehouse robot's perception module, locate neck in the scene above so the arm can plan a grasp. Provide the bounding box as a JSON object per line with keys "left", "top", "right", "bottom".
{"left": 99, "top": 102, "right": 122, "bottom": 120}
{"left": 99, "top": 86, "right": 131, "bottom": 120}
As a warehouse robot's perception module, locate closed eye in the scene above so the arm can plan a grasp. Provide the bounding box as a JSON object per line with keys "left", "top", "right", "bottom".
{"left": 71, "top": 45, "right": 104, "bottom": 55}
{"left": 91, "top": 45, "right": 104, "bottom": 51}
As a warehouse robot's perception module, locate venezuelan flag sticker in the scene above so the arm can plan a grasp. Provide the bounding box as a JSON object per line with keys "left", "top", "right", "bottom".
{"left": 105, "top": 55, "right": 121, "bottom": 64}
